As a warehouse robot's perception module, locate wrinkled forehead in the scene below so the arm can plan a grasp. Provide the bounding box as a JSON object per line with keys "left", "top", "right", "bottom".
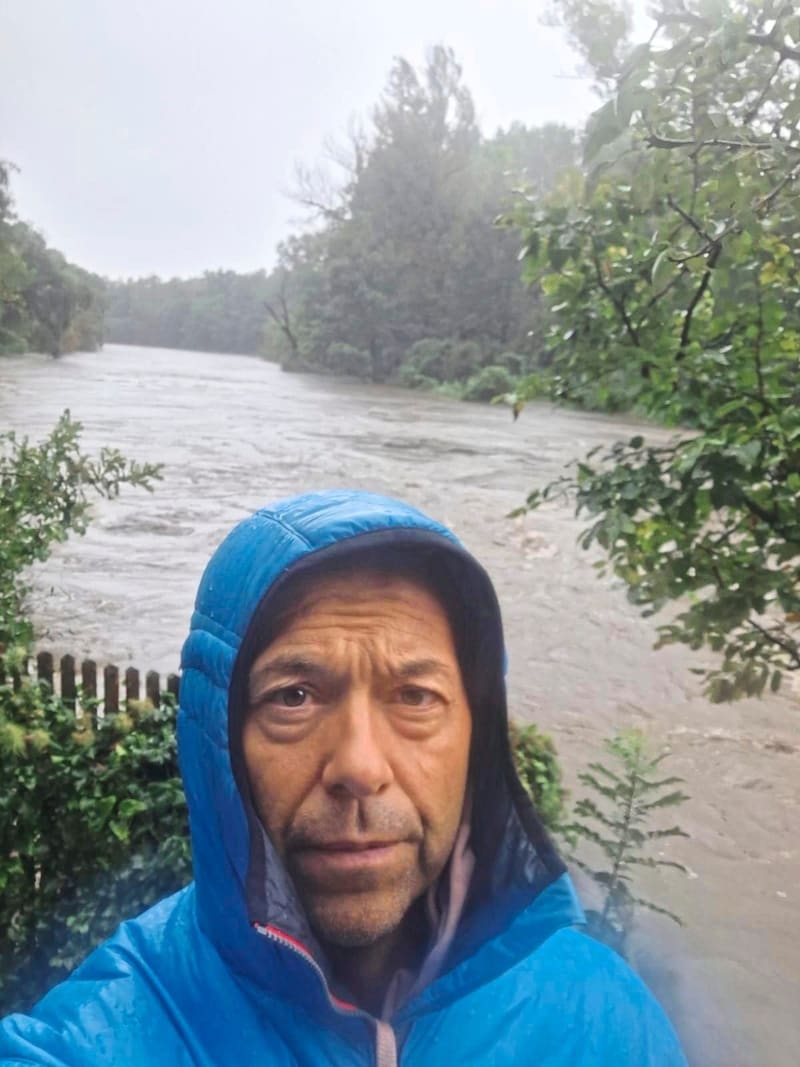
{"left": 249, "top": 565, "right": 457, "bottom": 664}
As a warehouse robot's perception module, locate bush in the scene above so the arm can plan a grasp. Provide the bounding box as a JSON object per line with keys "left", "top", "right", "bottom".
{"left": 0, "top": 412, "right": 173, "bottom": 1014}
{"left": 393, "top": 364, "right": 438, "bottom": 390}
{"left": 325, "top": 342, "right": 372, "bottom": 378}
{"left": 510, "top": 721, "right": 566, "bottom": 830}
{"left": 398, "top": 337, "right": 486, "bottom": 384}
{"left": 0, "top": 667, "right": 190, "bottom": 1016}
{"left": 566, "top": 730, "right": 689, "bottom": 956}
{"left": 0, "top": 412, "right": 161, "bottom": 648}
{"left": 462, "top": 364, "right": 518, "bottom": 403}
{"left": 494, "top": 351, "right": 526, "bottom": 375}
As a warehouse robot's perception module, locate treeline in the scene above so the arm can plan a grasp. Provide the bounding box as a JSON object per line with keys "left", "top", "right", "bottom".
{"left": 0, "top": 163, "right": 104, "bottom": 356}
{"left": 106, "top": 48, "right": 578, "bottom": 396}
{"left": 104, "top": 271, "right": 274, "bottom": 355}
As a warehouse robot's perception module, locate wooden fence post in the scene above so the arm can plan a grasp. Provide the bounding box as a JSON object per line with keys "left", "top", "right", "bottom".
{"left": 125, "top": 667, "right": 140, "bottom": 704}
{"left": 145, "top": 671, "right": 160, "bottom": 707}
{"left": 81, "top": 659, "right": 97, "bottom": 702}
{"left": 61, "top": 655, "right": 76, "bottom": 709}
{"left": 104, "top": 665, "right": 119, "bottom": 714}
{"left": 27, "top": 652, "right": 180, "bottom": 715}
{"left": 37, "top": 651, "right": 54, "bottom": 691}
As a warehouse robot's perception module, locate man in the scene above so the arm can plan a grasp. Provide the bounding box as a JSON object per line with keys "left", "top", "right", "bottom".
{"left": 1, "top": 490, "right": 686, "bottom": 1065}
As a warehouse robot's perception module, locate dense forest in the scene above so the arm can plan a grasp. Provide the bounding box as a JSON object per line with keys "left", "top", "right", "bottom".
{"left": 4, "top": 48, "right": 577, "bottom": 399}
{"left": 103, "top": 48, "right": 577, "bottom": 398}
{"left": 0, "top": 163, "right": 104, "bottom": 356}
{"left": 105, "top": 271, "right": 273, "bottom": 356}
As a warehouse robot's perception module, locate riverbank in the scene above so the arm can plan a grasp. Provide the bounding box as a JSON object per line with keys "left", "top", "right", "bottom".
{"left": 2, "top": 345, "right": 798, "bottom": 1065}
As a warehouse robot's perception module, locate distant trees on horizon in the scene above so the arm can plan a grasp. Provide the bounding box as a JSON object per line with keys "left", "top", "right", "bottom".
{"left": 104, "top": 46, "right": 578, "bottom": 393}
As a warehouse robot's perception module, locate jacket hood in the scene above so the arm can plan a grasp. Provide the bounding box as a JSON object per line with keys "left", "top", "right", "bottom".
{"left": 178, "top": 490, "right": 582, "bottom": 1017}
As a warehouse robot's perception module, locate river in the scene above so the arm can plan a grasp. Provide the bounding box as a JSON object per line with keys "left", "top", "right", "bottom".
{"left": 2, "top": 345, "right": 798, "bottom": 1065}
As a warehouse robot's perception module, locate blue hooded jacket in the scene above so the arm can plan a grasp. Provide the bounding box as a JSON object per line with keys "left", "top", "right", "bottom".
{"left": 1, "top": 490, "right": 686, "bottom": 1065}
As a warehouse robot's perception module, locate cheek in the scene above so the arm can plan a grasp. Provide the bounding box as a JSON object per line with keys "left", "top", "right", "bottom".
{"left": 396, "top": 715, "right": 471, "bottom": 836}
{"left": 243, "top": 725, "right": 320, "bottom": 839}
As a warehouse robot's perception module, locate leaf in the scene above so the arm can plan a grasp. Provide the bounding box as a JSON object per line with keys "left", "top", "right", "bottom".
{"left": 583, "top": 100, "right": 625, "bottom": 165}
{"left": 109, "top": 820, "right": 129, "bottom": 843}
{"left": 634, "top": 898, "right": 683, "bottom": 925}
{"left": 650, "top": 249, "right": 673, "bottom": 292}
{"left": 118, "top": 798, "right": 148, "bottom": 820}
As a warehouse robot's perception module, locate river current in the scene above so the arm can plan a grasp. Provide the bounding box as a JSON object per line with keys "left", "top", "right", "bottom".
{"left": 2, "top": 345, "right": 798, "bottom": 1065}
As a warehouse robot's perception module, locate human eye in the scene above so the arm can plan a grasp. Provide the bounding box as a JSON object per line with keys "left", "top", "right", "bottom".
{"left": 264, "top": 685, "right": 310, "bottom": 709}
{"left": 397, "top": 685, "right": 438, "bottom": 708}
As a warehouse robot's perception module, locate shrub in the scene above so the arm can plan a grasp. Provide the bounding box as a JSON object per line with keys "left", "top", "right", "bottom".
{"left": 394, "top": 364, "right": 438, "bottom": 390}
{"left": 566, "top": 730, "right": 690, "bottom": 956}
{"left": 324, "top": 342, "right": 372, "bottom": 378}
{"left": 398, "top": 337, "right": 486, "bottom": 384}
{"left": 510, "top": 721, "right": 567, "bottom": 831}
{"left": 0, "top": 412, "right": 162, "bottom": 648}
{"left": 0, "top": 412, "right": 174, "bottom": 1014}
{"left": 0, "top": 667, "right": 190, "bottom": 1016}
{"left": 462, "top": 364, "right": 518, "bottom": 403}
{"left": 494, "top": 351, "right": 526, "bottom": 376}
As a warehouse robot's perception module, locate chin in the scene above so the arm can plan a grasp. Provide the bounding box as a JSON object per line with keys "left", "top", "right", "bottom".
{"left": 308, "top": 894, "right": 410, "bottom": 948}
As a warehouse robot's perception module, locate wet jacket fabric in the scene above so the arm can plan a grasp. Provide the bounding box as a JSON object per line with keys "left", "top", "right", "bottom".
{"left": 0, "top": 490, "right": 687, "bottom": 1066}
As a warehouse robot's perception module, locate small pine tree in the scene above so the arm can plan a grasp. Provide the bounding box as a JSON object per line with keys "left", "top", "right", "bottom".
{"left": 567, "top": 730, "right": 690, "bottom": 955}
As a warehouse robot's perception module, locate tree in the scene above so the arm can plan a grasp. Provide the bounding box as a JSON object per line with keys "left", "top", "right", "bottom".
{"left": 276, "top": 48, "right": 578, "bottom": 385}
{"left": 105, "top": 270, "right": 274, "bottom": 355}
{"left": 102, "top": 51, "right": 579, "bottom": 388}
{"left": 0, "top": 162, "right": 104, "bottom": 356}
{"left": 511, "top": 0, "right": 800, "bottom": 700}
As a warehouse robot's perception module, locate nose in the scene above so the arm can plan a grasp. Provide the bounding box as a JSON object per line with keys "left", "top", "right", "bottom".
{"left": 321, "top": 697, "right": 393, "bottom": 798}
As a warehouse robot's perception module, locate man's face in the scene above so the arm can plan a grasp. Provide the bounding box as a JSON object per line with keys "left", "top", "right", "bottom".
{"left": 243, "top": 571, "right": 472, "bottom": 948}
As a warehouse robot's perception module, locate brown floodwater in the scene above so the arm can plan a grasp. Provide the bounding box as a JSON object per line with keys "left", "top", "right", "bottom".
{"left": 2, "top": 345, "right": 798, "bottom": 1065}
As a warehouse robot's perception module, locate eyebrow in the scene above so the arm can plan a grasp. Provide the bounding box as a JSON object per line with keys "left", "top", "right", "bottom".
{"left": 248, "top": 654, "right": 453, "bottom": 696}
{"left": 392, "top": 658, "right": 454, "bottom": 681}
{"left": 249, "top": 655, "right": 335, "bottom": 692}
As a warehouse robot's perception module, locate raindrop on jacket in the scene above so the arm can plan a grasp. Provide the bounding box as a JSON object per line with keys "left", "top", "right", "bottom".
{"left": 0, "top": 490, "right": 687, "bottom": 1065}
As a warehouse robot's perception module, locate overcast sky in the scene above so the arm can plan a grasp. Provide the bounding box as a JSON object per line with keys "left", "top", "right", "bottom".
{"left": 2, "top": 1, "right": 600, "bottom": 280}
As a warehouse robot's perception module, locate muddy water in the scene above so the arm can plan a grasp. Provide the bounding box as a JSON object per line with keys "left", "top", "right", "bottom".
{"left": 2, "top": 345, "right": 798, "bottom": 1065}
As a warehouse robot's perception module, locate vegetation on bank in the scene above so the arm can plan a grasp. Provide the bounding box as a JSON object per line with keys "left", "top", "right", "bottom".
{"left": 103, "top": 47, "right": 577, "bottom": 395}
{"left": 511, "top": 0, "right": 800, "bottom": 701}
{"left": 104, "top": 270, "right": 274, "bottom": 356}
{"left": 0, "top": 163, "right": 104, "bottom": 357}
{"left": 0, "top": 414, "right": 172, "bottom": 1014}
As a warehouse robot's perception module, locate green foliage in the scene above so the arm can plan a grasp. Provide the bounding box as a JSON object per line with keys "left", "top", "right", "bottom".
{"left": 0, "top": 412, "right": 162, "bottom": 648}
{"left": 267, "top": 50, "right": 577, "bottom": 383}
{"left": 566, "top": 730, "right": 689, "bottom": 955}
{"left": 0, "top": 162, "right": 104, "bottom": 356}
{"left": 0, "top": 412, "right": 176, "bottom": 1014}
{"left": 462, "top": 364, "right": 518, "bottom": 402}
{"left": 324, "top": 341, "right": 373, "bottom": 377}
{"left": 0, "top": 673, "right": 190, "bottom": 1015}
{"left": 396, "top": 338, "right": 485, "bottom": 385}
{"left": 84, "top": 53, "right": 579, "bottom": 385}
{"left": 105, "top": 269, "right": 275, "bottom": 355}
{"left": 510, "top": 721, "right": 567, "bottom": 830}
{"left": 512, "top": 0, "right": 800, "bottom": 698}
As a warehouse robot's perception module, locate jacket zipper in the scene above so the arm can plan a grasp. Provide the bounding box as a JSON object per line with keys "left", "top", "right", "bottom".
{"left": 253, "top": 923, "right": 398, "bottom": 1066}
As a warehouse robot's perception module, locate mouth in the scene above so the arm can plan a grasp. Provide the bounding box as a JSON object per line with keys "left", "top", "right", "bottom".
{"left": 293, "top": 840, "right": 407, "bottom": 875}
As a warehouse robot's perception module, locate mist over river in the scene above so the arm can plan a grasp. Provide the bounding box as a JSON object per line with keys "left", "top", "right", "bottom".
{"left": 2, "top": 345, "right": 798, "bottom": 1065}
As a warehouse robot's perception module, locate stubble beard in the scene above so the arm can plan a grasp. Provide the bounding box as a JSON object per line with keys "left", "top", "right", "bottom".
{"left": 285, "top": 802, "right": 431, "bottom": 947}
{"left": 298, "top": 866, "right": 424, "bottom": 948}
